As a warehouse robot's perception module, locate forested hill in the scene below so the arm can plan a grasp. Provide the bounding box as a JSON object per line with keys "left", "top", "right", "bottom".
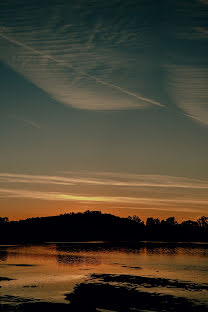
{"left": 0, "top": 211, "right": 208, "bottom": 243}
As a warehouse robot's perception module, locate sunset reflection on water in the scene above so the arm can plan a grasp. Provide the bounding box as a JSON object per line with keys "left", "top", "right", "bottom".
{"left": 0, "top": 242, "right": 208, "bottom": 306}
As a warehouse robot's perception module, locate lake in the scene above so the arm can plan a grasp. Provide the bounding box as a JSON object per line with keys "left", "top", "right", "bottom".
{"left": 0, "top": 242, "right": 208, "bottom": 311}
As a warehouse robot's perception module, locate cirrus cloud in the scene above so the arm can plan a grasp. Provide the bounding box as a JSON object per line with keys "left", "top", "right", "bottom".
{"left": 1, "top": 172, "right": 208, "bottom": 189}
{"left": 0, "top": 0, "right": 162, "bottom": 111}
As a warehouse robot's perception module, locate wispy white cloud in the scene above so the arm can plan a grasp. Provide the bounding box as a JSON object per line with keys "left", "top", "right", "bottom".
{"left": 0, "top": 173, "right": 75, "bottom": 186}
{"left": 0, "top": 0, "right": 162, "bottom": 111}
{"left": 1, "top": 171, "right": 207, "bottom": 213}
{"left": 1, "top": 172, "right": 208, "bottom": 189}
{"left": 61, "top": 171, "right": 208, "bottom": 189}
{"left": 1, "top": 0, "right": 207, "bottom": 122}
{"left": 166, "top": 65, "right": 208, "bottom": 126}
{"left": 0, "top": 187, "right": 207, "bottom": 212}
{"left": 161, "top": 0, "right": 208, "bottom": 126}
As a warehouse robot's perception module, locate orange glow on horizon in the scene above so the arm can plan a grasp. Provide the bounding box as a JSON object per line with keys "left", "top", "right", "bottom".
{"left": 0, "top": 197, "right": 204, "bottom": 223}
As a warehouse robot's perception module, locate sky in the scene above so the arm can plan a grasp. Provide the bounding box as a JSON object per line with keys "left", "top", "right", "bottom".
{"left": 0, "top": 0, "right": 208, "bottom": 221}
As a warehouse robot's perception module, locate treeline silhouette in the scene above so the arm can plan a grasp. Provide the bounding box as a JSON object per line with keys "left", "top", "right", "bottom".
{"left": 0, "top": 211, "right": 208, "bottom": 243}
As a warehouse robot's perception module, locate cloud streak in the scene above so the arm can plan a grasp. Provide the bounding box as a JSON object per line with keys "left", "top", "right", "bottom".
{"left": 1, "top": 172, "right": 208, "bottom": 189}
{"left": 163, "top": 0, "right": 208, "bottom": 126}
{"left": 0, "top": 0, "right": 163, "bottom": 111}
{"left": 1, "top": 171, "right": 207, "bottom": 213}
{"left": 0, "top": 188, "right": 207, "bottom": 212}
{"left": 166, "top": 65, "right": 208, "bottom": 126}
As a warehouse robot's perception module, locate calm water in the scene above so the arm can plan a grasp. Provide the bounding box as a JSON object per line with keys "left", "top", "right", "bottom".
{"left": 0, "top": 242, "right": 208, "bottom": 310}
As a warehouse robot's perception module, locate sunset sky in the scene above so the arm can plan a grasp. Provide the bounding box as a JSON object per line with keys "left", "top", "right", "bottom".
{"left": 0, "top": 0, "right": 208, "bottom": 221}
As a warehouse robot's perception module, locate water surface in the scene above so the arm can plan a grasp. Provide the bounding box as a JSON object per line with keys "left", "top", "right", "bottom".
{"left": 0, "top": 242, "right": 208, "bottom": 311}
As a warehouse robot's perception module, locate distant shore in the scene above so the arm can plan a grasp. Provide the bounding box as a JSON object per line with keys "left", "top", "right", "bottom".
{"left": 0, "top": 211, "right": 208, "bottom": 243}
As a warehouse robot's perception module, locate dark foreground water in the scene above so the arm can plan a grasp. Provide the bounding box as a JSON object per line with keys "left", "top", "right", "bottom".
{"left": 0, "top": 242, "right": 208, "bottom": 311}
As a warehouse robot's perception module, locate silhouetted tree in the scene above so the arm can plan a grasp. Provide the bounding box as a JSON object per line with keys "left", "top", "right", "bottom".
{"left": 146, "top": 218, "right": 160, "bottom": 226}
{"left": 128, "top": 215, "right": 142, "bottom": 224}
{"left": 197, "top": 216, "right": 208, "bottom": 228}
{"left": 0, "top": 217, "right": 9, "bottom": 223}
{"left": 0, "top": 212, "right": 207, "bottom": 243}
{"left": 181, "top": 220, "right": 198, "bottom": 228}
{"left": 165, "top": 217, "right": 177, "bottom": 225}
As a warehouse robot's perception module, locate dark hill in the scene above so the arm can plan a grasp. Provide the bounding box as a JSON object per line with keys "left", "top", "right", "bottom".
{"left": 0, "top": 211, "right": 207, "bottom": 243}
